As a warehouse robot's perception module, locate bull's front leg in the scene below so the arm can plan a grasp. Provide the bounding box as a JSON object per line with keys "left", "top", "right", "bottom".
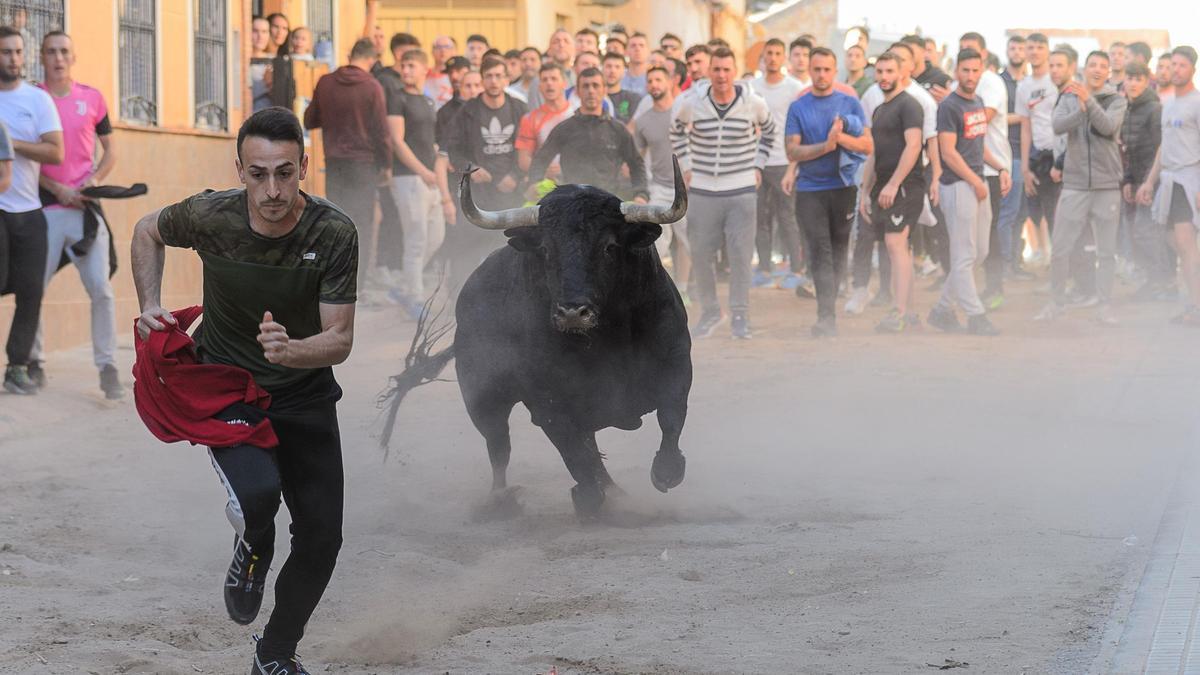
{"left": 651, "top": 355, "right": 691, "bottom": 493}
{"left": 541, "top": 420, "right": 606, "bottom": 518}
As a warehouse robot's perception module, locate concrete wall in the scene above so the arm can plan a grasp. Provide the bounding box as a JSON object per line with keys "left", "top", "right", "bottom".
{"left": 749, "top": 0, "right": 839, "bottom": 51}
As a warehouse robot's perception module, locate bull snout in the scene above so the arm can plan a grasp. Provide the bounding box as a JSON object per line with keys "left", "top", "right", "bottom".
{"left": 553, "top": 302, "right": 600, "bottom": 332}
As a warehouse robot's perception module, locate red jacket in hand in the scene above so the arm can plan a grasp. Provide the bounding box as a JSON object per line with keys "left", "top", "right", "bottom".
{"left": 133, "top": 305, "right": 279, "bottom": 449}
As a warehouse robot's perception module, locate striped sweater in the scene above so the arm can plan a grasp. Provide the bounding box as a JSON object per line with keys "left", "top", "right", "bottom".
{"left": 670, "top": 83, "right": 776, "bottom": 195}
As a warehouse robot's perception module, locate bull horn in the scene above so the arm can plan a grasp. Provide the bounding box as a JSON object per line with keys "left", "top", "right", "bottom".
{"left": 620, "top": 155, "right": 688, "bottom": 225}
{"left": 459, "top": 168, "right": 540, "bottom": 230}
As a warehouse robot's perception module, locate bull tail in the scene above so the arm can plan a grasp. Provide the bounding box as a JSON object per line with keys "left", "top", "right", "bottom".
{"left": 378, "top": 294, "right": 456, "bottom": 458}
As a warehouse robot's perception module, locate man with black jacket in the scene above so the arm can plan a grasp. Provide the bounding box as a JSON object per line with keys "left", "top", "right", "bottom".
{"left": 446, "top": 56, "right": 527, "bottom": 289}
{"left": 1121, "top": 62, "right": 1168, "bottom": 300}
{"left": 527, "top": 68, "right": 647, "bottom": 201}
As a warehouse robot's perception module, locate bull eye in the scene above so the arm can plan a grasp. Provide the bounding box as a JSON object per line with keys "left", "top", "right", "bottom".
{"left": 604, "top": 242, "right": 620, "bottom": 258}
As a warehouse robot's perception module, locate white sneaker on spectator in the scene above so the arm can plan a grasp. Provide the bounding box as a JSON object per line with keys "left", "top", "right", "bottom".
{"left": 844, "top": 287, "right": 870, "bottom": 315}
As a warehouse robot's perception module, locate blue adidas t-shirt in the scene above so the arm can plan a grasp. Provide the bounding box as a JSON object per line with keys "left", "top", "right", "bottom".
{"left": 785, "top": 90, "right": 867, "bottom": 192}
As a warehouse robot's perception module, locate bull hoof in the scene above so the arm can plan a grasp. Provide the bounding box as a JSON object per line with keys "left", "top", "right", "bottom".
{"left": 651, "top": 451, "right": 686, "bottom": 493}
{"left": 570, "top": 483, "right": 605, "bottom": 519}
{"left": 469, "top": 486, "right": 524, "bottom": 522}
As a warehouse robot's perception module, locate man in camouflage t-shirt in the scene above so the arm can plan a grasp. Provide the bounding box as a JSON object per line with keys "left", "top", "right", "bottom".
{"left": 130, "top": 108, "right": 356, "bottom": 675}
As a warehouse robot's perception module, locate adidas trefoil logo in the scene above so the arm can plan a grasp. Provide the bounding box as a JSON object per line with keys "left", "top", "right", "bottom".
{"left": 481, "top": 116, "right": 515, "bottom": 155}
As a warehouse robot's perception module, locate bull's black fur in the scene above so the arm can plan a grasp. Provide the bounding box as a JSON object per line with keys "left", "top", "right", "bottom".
{"left": 382, "top": 182, "right": 692, "bottom": 518}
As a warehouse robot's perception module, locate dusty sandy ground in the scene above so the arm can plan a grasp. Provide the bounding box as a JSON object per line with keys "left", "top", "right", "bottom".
{"left": 2, "top": 272, "right": 1198, "bottom": 674}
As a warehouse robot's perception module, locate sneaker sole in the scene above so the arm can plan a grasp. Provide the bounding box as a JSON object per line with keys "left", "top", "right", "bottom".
{"left": 4, "top": 381, "right": 35, "bottom": 395}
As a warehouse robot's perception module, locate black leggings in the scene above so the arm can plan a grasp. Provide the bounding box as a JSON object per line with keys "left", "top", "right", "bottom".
{"left": 209, "top": 395, "right": 344, "bottom": 657}
{"left": 1, "top": 209, "right": 48, "bottom": 366}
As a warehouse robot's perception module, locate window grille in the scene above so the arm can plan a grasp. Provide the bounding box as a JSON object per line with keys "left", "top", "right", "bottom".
{"left": 307, "top": 0, "right": 335, "bottom": 66}
{"left": 119, "top": 0, "right": 157, "bottom": 125}
{"left": 194, "top": 0, "right": 226, "bottom": 130}
{"left": 0, "top": 0, "right": 65, "bottom": 83}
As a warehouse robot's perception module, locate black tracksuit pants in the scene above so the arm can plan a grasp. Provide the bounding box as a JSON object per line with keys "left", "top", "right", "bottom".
{"left": 1, "top": 209, "right": 49, "bottom": 366}
{"left": 209, "top": 384, "right": 344, "bottom": 657}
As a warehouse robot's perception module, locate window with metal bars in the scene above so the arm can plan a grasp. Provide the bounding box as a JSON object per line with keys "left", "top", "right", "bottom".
{"left": 193, "top": 0, "right": 226, "bottom": 131}
{"left": 119, "top": 0, "right": 157, "bottom": 125}
{"left": 307, "top": 0, "right": 335, "bottom": 67}
{"left": 0, "top": 0, "right": 64, "bottom": 83}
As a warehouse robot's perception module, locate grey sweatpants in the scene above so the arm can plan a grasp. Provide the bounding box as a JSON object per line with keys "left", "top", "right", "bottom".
{"left": 934, "top": 180, "right": 991, "bottom": 317}
{"left": 688, "top": 191, "right": 756, "bottom": 315}
{"left": 390, "top": 175, "right": 446, "bottom": 300}
{"left": 1051, "top": 188, "right": 1120, "bottom": 304}
{"left": 30, "top": 207, "right": 117, "bottom": 369}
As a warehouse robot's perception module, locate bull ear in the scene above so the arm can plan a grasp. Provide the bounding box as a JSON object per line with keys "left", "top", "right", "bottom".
{"left": 505, "top": 226, "right": 543, "bottom": 253}
{"left": 621, "top": 223, "right": 663, "bottom": 249}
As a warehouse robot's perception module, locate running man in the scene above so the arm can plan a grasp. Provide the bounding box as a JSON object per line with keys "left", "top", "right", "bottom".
{"left": 131, "top": 108, "right": 358, "bottom": 675}
{"left": 860, "top": 51, "right": 925, "bottom": 333}
{"left": 28, "top": 31, "right": 121, "bottom": 397}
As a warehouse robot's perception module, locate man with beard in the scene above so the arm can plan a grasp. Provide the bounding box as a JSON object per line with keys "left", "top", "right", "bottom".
{"left": 859, "top": 52, "right": 925, "bottom": 332}
{"left": 1035, "top": 50, "right": 1126, "bottom": 324}
{"left": 1138, "top": 46, "right": 1200, "bottom": 325}
{"left": 528, "top": 67, "right": 646, "bottom": 200}
{"left": 928, "top": 48, "right": 1004, "bottom": 336}
{"left": 958, "top": 32, "right": 1012, "bottom": 309}
{"left": 852, "top": 42, "right": 940, "bottom": 318}
{"left": 633, "top": 66, "right": 691, "bottom": 290}
{"left": 785, "top": 48, "right": 872, "bottom": 338}
{"left": 1156, "top": 53, "right": 1175, "bottom": 101}
{"left": 0, "top": 27, "right": 63, "bottom": 395}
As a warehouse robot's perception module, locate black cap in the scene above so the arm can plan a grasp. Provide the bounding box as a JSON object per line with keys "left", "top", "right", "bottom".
{"left": 445, "top": 56, "right": 471, "bottom": 71}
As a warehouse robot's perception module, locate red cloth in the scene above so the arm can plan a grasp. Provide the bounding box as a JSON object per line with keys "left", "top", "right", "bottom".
{"left": 132, "top": 306, "right": 279, "bottom": 449}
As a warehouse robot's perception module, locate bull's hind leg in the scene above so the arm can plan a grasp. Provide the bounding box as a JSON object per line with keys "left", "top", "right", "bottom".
{"left": 542, "top": 422, "right": 605, "bottom": 518}
{"left": 464, "top": 392, "right": 517, "bottom": 491}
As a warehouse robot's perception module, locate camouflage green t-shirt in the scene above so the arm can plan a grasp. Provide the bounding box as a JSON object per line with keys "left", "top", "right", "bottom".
{"left": 157, "top": 188, "right": 358, "bottom": 394}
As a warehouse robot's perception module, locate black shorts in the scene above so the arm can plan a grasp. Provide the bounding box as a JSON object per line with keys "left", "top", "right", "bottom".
{"left": 872, "top": 182, "right": 924, "bottom": 234}
{"left": 1168, "top": 183, "right": 1195, "bottom": 227}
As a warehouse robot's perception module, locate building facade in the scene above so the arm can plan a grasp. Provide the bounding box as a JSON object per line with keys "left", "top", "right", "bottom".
{"left": 0, "top": 0, "right": 366, "bottom": 353}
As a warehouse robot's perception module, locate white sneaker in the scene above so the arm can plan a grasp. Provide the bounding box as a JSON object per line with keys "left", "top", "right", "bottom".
{"left": 1033, "top": 302, "right": 1062, "bottom": 321}
{"left": 1096, "top": 304, "right": 1119, "bottom": 325}
{"left": 844, "top": 287, "right": 870, "bottom": 315}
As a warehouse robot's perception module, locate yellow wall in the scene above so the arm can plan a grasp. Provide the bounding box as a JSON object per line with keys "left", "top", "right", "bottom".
{"left": 0, "top": 0, "right": 249, "bottom": 355}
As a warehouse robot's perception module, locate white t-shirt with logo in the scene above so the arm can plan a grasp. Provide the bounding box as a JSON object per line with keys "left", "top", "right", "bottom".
{"left": 0, "top": 81, "right": 62, "bottom": 212}
{"left": 976, "top": 70, "right": 1010, "bottom": 176}
{"left": 1016, "top": 72, "right": 1058, "bottom": 151}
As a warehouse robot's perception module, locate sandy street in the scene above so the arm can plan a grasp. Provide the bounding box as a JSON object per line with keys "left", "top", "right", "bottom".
{"left": 1, "top": 278, "right": 1198, "bottom": 674}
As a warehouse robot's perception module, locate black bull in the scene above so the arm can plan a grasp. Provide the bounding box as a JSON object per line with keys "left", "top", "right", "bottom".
{"left": 381, "top": 158, "right": 692, "bottom": 518}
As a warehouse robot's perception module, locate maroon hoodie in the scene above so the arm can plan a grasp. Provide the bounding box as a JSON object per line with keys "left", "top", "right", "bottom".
{"left": 304, "top": 64, "right": 391, "bottom": 167}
